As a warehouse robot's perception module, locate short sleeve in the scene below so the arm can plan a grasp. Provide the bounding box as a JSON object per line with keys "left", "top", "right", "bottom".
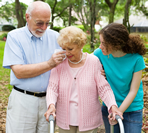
{"left": 3, "top": 33, "right": 25, "bottom": 69}
{"left": 94, "top": 48, "right": 101, "bottom": 59}
{"left": 134, "top": 56, "right": 146, "bottom": 72}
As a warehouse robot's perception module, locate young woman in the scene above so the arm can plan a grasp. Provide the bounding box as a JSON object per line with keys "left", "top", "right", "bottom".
{"left": 94, "top": 23, "right": 146, "bottom": 133}
{"left": 44, "top": 26, "right": 122, "bottom": 133}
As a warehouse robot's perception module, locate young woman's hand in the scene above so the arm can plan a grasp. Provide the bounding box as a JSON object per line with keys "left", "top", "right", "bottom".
{"left": 108, "top": 105, "right": 123, "bottom": 125}
{"left": 44, "top": 104, "right": 56, "bottom": 122}
{"left": 101, "top": 69, "right": 106, "bottom": 78}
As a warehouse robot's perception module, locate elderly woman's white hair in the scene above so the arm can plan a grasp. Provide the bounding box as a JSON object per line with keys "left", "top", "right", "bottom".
{"left": 57, "top": 26, "right": 87, "bottom": 48}
{"left": 26, "top": 1, "right": 51, "bottom": 15}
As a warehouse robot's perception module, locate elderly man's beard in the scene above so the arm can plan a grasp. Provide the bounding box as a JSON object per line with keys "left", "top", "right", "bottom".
{"left": 31, "top": 29, "right": 45, "bottom": 38}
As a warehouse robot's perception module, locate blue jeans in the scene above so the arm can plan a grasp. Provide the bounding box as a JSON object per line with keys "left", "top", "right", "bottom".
{"left": 101, "top": 105, "right": 143, "bottom": 133}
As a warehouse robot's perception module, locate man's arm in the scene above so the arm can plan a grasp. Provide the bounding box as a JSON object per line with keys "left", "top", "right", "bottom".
{"left": 11, "top": 51, "right": 66, "bottom": 79}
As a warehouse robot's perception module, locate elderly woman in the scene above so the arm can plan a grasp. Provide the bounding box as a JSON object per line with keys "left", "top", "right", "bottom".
{"left": 44, "top": 26, "right": 122, "bottom": 133}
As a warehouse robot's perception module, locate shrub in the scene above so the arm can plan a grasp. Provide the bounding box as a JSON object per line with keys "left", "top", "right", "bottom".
{"left": 86, "top": 33, "right": 100, "bottom": 50}
{"left": 52, "top": 26, "right": 63, "bottom": 32}
{"left": 0, "top": 33, "right": 8, "bottom": 41}
{"left": 2, "top": 25, "right": 16, "bottom": 31}
{"left": 140, "top": 34, "right": 148, "bottom": 43}
{"left": 76, "top": 25, "right": 85, "bottom": 31}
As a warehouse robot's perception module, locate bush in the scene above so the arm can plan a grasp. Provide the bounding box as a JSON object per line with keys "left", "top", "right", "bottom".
{"left": 86, "top": 33, "right": 100, "bottom": 50}
{"left": 52, "top": 26, "right": 63, "bottom": 32}
{"left": 0, "top": 33, "right": 8, "bottom": 41}
{"left": 76, "top": 25, "right": 85, "bottom": 31}
{"left": 140, "top": 34, "right": 148, "bottom": 43}
{"left": 2, "top": 25, "right": 16, "bottom": 31}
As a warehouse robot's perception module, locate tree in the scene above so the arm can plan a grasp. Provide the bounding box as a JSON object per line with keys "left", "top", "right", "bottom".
{"left": 87, "top": 0, "right": 96, "bottom": 51}
{"left": 73, "top": 0, "right": 104, "bottom": 51}
{"left": 46, "top": 0, "right": 69, "bottom": 29}
{"left": 135, "top": 0, "right": 148, "bottom": 17}
{"left": 123, "top": 0, "right": 132, "bottom": 32}
{"left": 105, "top": 0, "right": 119, "bottom": 23}
{"left": 46, "top": 0, "right": 78, "bottom": 29}
{"left": 15, "top": 0, "right": 26, "bottom": 28}
{"left": 0, "top": 1, "right": 27, "bottom": 27}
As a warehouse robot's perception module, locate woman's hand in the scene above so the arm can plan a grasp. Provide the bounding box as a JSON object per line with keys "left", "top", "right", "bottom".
{"left": 44, "top": 104, "right": 56, "bottom": 122}
{"left": 101, "top": 69, "right": 106, "bottom": 78}
{"left": 108, "top": 105, "right": 123, "bottom": 125}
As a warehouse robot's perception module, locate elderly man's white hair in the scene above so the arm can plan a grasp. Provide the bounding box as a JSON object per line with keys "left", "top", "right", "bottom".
{"left": 26, "top": 1, "right": 51, "bottom": 15}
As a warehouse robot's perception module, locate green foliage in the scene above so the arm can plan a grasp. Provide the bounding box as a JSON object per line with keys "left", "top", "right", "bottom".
{"left": 140, "top": 34, "right": 148, "bottom": 43}
{"left": 142, "top": 56, "right": 148, "bottom": 77}
{"left": 114, "top": 0, "right": 127, "bottom": 20}
{"left": 52, "top": 26, "right": 63, "bottom": 32}
{"left": 75, "top": 25, "right": 85, "bottom": 31}
{"left": 86, "top": 33, "right": 100, "bottom": 51}
{"left": 82, "top": 44, "right": 92, "bottom": 54}
{"left": 144, "top": 57, "right": 148, "bottom": 64}
{"left": 145, "top": 43, "right": 148, "bottom": 48}
{"left": 46, "top": 0, "right": 77, "bottom": 27}
{"left": 0, "top": 33, "right": 8, "bottom": 40}
{"left": 0, "top": 2, "right": 27, "bottom": 26}
{"left": 134, "top": 0, "right": 148, "bottom": 17}
{"left": 0, "top": 41, "right": 12, "bottom": 90}
{"left": 2, "top": 25, "right": 16, "bottom": 31}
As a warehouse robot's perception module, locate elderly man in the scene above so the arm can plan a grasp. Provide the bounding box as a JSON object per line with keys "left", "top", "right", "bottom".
{"left": 3, "top": 1, "right": 65, "bottom": 133}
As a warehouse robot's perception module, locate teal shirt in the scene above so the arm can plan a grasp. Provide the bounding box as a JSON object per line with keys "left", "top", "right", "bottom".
{"left": 94, "top": 48, "right": 146, "bottom": 112}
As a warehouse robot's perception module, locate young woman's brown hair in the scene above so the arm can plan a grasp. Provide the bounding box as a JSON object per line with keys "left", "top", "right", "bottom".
{"left": 99, "top": 23, "right": 147, "bottom": 55}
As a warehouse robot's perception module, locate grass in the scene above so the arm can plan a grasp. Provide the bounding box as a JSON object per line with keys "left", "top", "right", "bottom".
{"left": 0, "top": 41, "right": 12, "bottom": 92}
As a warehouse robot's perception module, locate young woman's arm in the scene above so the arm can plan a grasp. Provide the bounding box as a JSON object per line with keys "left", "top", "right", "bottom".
{"left": 119, "top": 70, "right": 142, "bottom": 113}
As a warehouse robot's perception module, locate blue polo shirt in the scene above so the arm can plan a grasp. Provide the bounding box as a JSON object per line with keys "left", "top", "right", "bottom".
{"left": 94, "top": 48, "right": 145, "bottom": 112}
{"left": 3, "top": 25, "right": 61, "bottom": 92}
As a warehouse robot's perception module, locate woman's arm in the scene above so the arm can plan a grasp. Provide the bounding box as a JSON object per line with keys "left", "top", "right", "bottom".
{"left": 46, "top": 67, "right": 59, "bottom": 109}
{"left": 44, "top": 104, "right": 56, "bottom": 122}
{"left": 119, "top": 70, "right": 142, "bottom": 113}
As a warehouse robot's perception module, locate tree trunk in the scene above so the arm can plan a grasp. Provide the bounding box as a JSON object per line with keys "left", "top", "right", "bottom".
{"left": 88, "top": 0, "right": 96, "bottom": 51}
{"left": 15, "top": 0, "right": 26, "bottom": 28}
{"left": 105, "top": 0, "right": 119, "bottom": 24}
{"left": 69, "top": 3, "right": 72, "bottom": 26}
{"left": 49, "top": 0, "right": 68, "bottom": 29}
{"left": 123, "top": 0, "right": 132, "bottom": 33}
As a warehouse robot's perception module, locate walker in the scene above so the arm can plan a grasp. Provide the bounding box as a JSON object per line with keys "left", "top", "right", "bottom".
{"left": 49, "top": 115, "right": 55, "bottom": 133}
{"left": 49, "top": 114, "right": 124, "bottom": 133}
{"left": 110, "top": 115, "right": 124, "bottom": 133}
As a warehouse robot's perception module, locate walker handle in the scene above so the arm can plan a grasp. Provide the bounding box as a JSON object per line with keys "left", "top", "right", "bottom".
{"left": 111, "top": 115, "right": 124, "bottom": 133}
{"left": 49, "top": 115, "right": 54, "bottom": 133}
{"left": 49, "top": 114, "right": 54, "bottom": 122}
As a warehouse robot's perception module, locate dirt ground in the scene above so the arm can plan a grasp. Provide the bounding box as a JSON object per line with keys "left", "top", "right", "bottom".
{"left": 0, "top": 77, "right": 148, "bottom": 133}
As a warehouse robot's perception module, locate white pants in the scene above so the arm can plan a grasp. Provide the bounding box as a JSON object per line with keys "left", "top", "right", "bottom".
{"left": 6, "top": 89, "right": 49, "bottom": 133}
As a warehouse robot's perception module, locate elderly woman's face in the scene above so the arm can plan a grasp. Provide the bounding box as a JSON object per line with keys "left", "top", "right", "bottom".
{"left": 61, "top": 43, "right": 83, "bottom": 62}
{"left": 99, "top": 34, "right": 112, "bottom": 55}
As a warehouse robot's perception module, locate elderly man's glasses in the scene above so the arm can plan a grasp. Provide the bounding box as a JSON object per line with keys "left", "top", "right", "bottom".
{"left": 29, "top": 14, "right": 52, "bottom": 27}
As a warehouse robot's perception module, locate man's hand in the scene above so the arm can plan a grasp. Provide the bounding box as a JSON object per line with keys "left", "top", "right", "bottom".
{"left": 44, "top": 104, "right": 56, "bottom": 122}
{"left": 48, "top": 50, "right": 66, "bottom": 68}
{"left": 10, "top": 50, "right": 66, "bottom": 79}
